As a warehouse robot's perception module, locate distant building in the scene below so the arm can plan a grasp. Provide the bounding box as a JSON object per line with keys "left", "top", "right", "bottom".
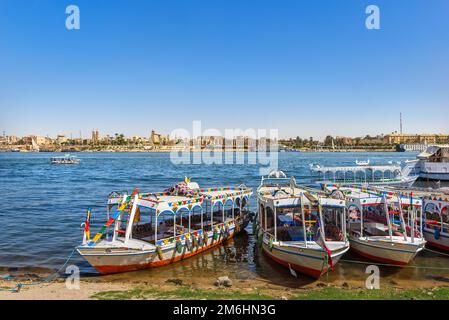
{"left": 336, "top": 136, "right": 354, "bottom": 146}
{"left": 23, "top": 135, "right": 50, "bottom": 146}
{"left": 56, "top": 134, "right": 68, "bottom": 144}
{"left": 384, "top": 133, "right": 449, "bottom": 145}
{"left": 91, "top": 129, "right": 100, "bottom": 143}
{"left": 150, "top": 130, "right": 168, "bottom": 145}
{"left": 200, "top": 136, "right": 224, "bottom": 148}
{"left": 6, "top": 135, "right": 18, "bottom": 144}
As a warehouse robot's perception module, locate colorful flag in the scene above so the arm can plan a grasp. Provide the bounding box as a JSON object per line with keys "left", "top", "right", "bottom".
{"left": 84, "top": 208, "right": 91, "bottom": 240}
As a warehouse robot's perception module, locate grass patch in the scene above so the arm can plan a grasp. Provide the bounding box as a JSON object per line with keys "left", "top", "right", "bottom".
{"left": 92, "top": 287, "right": 274, "bottom": 300}
{"left": 294, "top": 287, "right": 449, "bottom": 300}
{"left": 92, "top": 285, "right": 449, "bottom": 300}
{"left": 0, "top": 286, "right": 14, "bottom": 291}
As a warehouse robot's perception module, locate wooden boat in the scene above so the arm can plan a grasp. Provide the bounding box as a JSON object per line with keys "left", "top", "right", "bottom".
{"left": 256, "top": 171, "right": 350, "bottom": 279}
{"left": 50, "top": 154, "right": 80, "bottom": 164}
{"left": 77, "top": 178, "right": 253, "bottom": 274}
{"left": 325, "top": 185, "right": 426, "bottom": 265}
{"left": 421, "top": 195, "right": 449, "bottom": 251}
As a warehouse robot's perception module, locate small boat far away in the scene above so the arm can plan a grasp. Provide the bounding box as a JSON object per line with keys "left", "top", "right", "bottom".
{"left": 50, "top": 154, "right": 81, "bottom": 164}
{"left": 255, "top": 171, "right": 350, "bottom": 279}
{"left": 77, "top": 178, "right": 253, "bottom": 274}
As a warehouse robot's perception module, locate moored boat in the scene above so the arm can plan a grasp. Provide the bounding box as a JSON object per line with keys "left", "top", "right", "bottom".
{"left": 77, "top": 178, "right": 253, "bottom": 274}
{"left": 325, "top": 185, "right": 426, "bottom": 265}
{"left": 255, "top": 171, "right": 350, "bottom": 279}
{"left": 421, "top": 195, "right": 449, "bottom": 251}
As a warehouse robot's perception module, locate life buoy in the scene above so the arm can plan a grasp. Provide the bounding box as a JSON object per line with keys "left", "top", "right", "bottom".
{"left": 175, "top": 240, "right": 183, "bottom": 253}
{"left": 156, "top": 245, "right": 163, "bottom": 260}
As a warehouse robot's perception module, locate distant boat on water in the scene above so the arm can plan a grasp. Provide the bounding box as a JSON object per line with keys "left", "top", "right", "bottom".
{"left": 50, "top": 154, "right": 81, "bottom": 164}
{"left": 310, "top": 160, "right": 419, "bottom": 187}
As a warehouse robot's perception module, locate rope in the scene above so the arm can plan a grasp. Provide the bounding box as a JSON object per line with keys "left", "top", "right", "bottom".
{"left": 0, "top": 248, "right": 77, "bottom": 293}
{"left": 341, "top": 258, "right": 449, "bottom": 270}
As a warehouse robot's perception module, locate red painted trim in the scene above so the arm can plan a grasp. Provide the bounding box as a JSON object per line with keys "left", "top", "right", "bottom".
{"left": 95, "top": 232, "right": 237, "bottom": 274}
{"left": 350, "top": 247, "right": 408, "bottom": 266}
{"left": 426, "top": 241, "right": 449, "bottom": 252}
{"left": 262, "top": 247, "right": 323, "bottom": 279}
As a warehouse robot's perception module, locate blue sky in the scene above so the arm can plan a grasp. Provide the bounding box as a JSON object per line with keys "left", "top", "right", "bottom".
{"left": 0, "top": 0, "right": 448, "bottom": 140}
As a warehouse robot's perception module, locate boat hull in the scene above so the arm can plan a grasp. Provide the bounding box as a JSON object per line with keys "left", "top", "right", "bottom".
{"left": 423, "top": 228, "right": 449, "bottom": 252}
{"left": 78, "top": 222, "right": 245, "bottom": 274}
{"left": 261, "top": 239, "right": 349, "bottom": 279}
{"left": 349, "top": 236, "right": 425, "bottom": 265}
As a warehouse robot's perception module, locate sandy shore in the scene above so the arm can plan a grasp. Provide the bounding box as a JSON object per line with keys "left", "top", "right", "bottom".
{"left": 2, "top": 271, "right": 449, "bottom": 300}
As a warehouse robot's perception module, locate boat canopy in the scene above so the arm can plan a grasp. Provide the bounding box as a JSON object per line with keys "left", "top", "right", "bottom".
{"left": 325, "top": 185, "right": 422, "bottom": 210}
{"left": 108, "top": 186, "right": 253, "bottom": 215}
{"left": 258, "top": 174, "right": 345, "bottom": 209}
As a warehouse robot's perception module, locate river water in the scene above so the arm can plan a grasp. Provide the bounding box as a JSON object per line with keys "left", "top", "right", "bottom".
{"left": 1, "top": 151, "right": 448, "bottom": 285}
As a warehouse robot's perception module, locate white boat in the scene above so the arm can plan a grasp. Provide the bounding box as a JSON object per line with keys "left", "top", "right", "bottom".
{"left": 310, "top": 160, "right": 419, "bottom": 187}
{"left": 421, "top": 195, "right": 449, "bottom": 251}
{"left": 77, "top": 178, "right": 253, "bottom": 274}
{"left": 325, "top": 185, "right": 426, "bottom": 265}
{"left": 50, "top": 154, "right": 81, "bottom": 164}
{"left": 416, "top": 145, "right": 449, "bottom": 181}
{"left": 256, "top": 171, "right": 349, "bottom": 279}
{"left": 356, "top": 160, "right": 370, "bottom": 166}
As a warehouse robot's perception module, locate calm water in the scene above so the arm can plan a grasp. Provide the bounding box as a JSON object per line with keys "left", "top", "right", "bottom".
{"left": 1, "top": 151, "right": 448, "bottom": 285}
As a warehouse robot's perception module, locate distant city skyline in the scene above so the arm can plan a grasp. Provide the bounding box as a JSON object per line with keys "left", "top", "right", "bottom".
{"left": 1, "top": 1, "right": 448, "bottom": 140}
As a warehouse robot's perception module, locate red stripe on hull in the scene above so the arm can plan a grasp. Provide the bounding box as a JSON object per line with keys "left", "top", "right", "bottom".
{"left": 426, "top": 240, "right": 449, "bottom": 252}
{"left": 95, "top": 234, "right": 235, "bottom": 274}
{"left": 262, "top": 247, "right": 324, "bottom": 279}
{"left": 350, "top": 247, "right": 408, "bottom": 266}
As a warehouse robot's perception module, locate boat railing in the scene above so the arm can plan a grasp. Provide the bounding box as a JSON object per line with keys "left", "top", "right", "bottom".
{"left": 155, "top": 218, "right": 238, "bottom": 246}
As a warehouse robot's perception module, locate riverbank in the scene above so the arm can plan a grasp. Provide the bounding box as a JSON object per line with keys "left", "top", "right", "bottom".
{"left": 2, "top": 271, "right": 449, "bottom": 300}
{"left": 0, "top": 148, "right": 398, "bottom": 153}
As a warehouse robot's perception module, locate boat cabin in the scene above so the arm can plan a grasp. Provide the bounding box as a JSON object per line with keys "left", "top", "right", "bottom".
{"left": 257, "top": 174, "right": 347, "bottom": 246}
{"left": 89, "top": 181, "right": 252, "bottom": 248}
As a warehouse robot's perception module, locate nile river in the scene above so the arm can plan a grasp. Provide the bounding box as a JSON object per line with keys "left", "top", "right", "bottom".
{"left": 1, "top": 151, "right": 449, "bottom": 285}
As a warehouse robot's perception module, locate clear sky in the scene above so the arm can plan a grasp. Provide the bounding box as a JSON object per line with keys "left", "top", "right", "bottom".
{"left": 0, "top": 0, "right": 448, "bottom": 140}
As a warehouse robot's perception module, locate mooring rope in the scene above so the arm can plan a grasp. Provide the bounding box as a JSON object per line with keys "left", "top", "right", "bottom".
{"left": 341, "top": 258, "right": 449, "bottom": 270}
{"left": 0, "top": 248, "right": 77, "bottom": 293}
